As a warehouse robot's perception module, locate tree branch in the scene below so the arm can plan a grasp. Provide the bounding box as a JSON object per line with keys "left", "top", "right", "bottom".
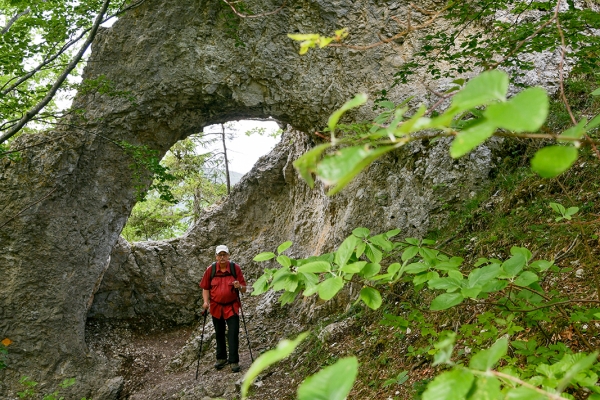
{"left": 221, "top": 0, "right": 287, "bottom": 19}
{"left": 1, "top": 7, "right": 31, "bottom": 35}
{"left": 0, "top": 0, "right": 112, "bottom": 144}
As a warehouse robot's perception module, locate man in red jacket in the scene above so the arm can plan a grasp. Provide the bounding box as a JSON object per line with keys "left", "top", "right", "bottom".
{"left": 199, "top": 245, "right": 247, "bottom": 373}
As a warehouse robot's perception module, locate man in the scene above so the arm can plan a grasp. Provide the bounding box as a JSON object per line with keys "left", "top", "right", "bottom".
{"left": 199, "top": 245, "right": 247, "bottom": 373}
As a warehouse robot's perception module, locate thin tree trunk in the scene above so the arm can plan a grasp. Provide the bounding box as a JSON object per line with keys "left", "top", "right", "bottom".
{"left": 221, "top": 124, "right": 231, "bottom": 194}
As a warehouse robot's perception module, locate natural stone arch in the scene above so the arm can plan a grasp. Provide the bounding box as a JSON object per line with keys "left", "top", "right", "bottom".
{"left": 0, "top": 0, "right": 488, "bottom": 397}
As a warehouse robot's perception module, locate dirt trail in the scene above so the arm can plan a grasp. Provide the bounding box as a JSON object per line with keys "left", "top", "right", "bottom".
{"left": 85, "top": 294, "right": 301, "bottom": 399}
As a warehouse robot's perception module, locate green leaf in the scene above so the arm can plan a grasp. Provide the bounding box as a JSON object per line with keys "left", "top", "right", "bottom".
{"left": 468, "top": 264, "right": 501, "bottom": 287}
{"left": 428, "top": 277, "right": 462, "bottom": 292}
{"left": 297, "top": 357, "right": 358, "bottom": 400}
{"left": 450, "top": 121, "right": 496, "bottom": 158}
{"left": 559, "top": 119, "right": 587, "bottom": 142}
{"left": 277, "top": 241, "right": 293, "bottom": 254}
{"left": 513, "top": 271, "right": 538, "bottom": 287}
{"left": 328, "top": 93, "right": 368, "bottom": 135}
{"left": 297, "top": 261, "right": 331, "bottom": 274}
{"left": 254, "top": 252, "right": 276, "bottom": 261}
{"left": 468, "top": 376, "right": 502, "bottom": 400}
{"left": 277, "top": 255, "right": 292, "bottom": 268}
{"left": 469, "top": 338, "right": 508, "bottom": 371}
{"left": 502, "top": 254, "right": 526, "bottom": 277}
{"left": 317, "top": 276, "right": 345, "bottom": 300}
{"left": 279, "top": 289, "right": 300, "bottom": 306}
{"left": 251, "top": 274, "right": 270, "bottom": 296}
{"left": 484, "top": 87, "right": 548, "bottom": 132}
{"left": 317, "top": 145, "right": 398, "bottom": 195}
{"left": 450, "top": 70, "right": 508, "bottom": 112}
{"left": 287, "top": 33, "right": 320, "bottom": 41}
{"left": 365, "top": 243, "right": 383, "bottom": 263}
{"left": 422, "top": 368, "right": 475, "bottom": 400}
{"left": 360, "top": 287, "right": 382, "bottom": 310}
{"left": 335, "top": 235, "right": 361, "bottom": 268}
{"left": 293, "top": 143, "right": 331, "bottom": 188}
{"left": 556, "top": 352, "right": 599, "bottom": 392}
{"left": 592, "top": 88, "right": 600, "bottom": 96}
{"left": 360, "top": 263, "right": 381, "bottom": 278}
{"left": 404, "top": 262, "right": 429, "bottom": 274}
{"left": 385, "top": 228, "right": 401, "bottom": 238}
{"left": 340, "top": 261, "right": 367, "bottom": 274}
{"left": 402, "top": 246, "right": 419, "bottom": 262}
{"left": 430, "top": 293, "right": 464, "bottom": 311}
{"left": 531, "top": 146, "right": 578, "bottom": 178}
{"left": 369, "top": 234, "right": 393, "bottom": 251}
{"left": 506, "top": 386, "right": 548, "bottom": 400}
{"left": 510, "top": 247, "right": 532, "bottom": 262}
{"left": 530, "top": 260, "right": 553, "bottom": 272}
{"left": 352, "top": 227, "right": 370, "bottom": 238}
{"left": 241, "top": 332, "right": 309, "bottom": 398}
{"left": 271, "top": 271, "right": 300, "bottom": 292}
{"left": 461, "top": 286, "right": 482, "bottom": 298}
{"left": 586, "top": 113, "right": 600, "bottom": 131}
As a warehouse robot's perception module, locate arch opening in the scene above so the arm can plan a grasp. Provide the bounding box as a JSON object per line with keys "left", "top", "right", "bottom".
{"left": 120, "top": 119, "right": 281, "bottom": 243}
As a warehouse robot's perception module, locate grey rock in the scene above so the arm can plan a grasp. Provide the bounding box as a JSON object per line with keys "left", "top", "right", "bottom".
{"left": 0, "top": 0, "right": 577, "bottom": 396}
{"left": 94, "top": 376, "right": 125, "bottom": 400}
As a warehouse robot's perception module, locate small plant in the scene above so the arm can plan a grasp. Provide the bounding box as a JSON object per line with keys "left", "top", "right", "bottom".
{"left": 383, "top": 370, "right": 409, "bottom": 388}
{"left": 17, "top": 377, "right": 83, "bottom": 400}
{"left": 0, "top": 337, "right": 11, "bottom": 370}
{"left": 550, "top": 202, "right": 579, "bottom": 221}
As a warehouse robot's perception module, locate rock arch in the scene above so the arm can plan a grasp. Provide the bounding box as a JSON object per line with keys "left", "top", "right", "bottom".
{"left": 0, "top": 0, "right": 493, "bottom": 397}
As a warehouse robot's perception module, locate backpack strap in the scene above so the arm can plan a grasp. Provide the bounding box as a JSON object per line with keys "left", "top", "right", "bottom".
{"left": 209, "top": 261, "right": 237, "bottom": 281}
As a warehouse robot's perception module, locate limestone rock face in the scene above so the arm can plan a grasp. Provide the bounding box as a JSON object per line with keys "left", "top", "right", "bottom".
{"left": 0, "top": 0, "right": 545, "bottom": 396}
{"left": 88, "top": 129, "right": 497, "bottom": 325}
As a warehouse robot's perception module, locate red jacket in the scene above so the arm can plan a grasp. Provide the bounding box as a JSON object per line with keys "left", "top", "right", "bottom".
{"left": 199, "top": 262, "right": 246, "bottom": 319}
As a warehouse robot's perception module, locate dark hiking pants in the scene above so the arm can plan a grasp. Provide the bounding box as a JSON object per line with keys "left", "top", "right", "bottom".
{"left": 212, "top": 314, "right": 240, "bottom": 363}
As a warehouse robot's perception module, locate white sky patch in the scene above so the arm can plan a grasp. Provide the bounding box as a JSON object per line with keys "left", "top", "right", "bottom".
{"left": 203, "top": 120, "right": 281, "bottom": 174}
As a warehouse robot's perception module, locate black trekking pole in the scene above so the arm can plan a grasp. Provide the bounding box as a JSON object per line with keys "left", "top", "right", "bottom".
{"left": 236, "top": 290, "right": 254, "bottom": 362}
{"left": 195, "top": 309, "right": 208, "bottom": 380}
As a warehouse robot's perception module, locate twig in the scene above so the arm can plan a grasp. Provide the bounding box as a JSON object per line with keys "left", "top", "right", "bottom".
{"left": 490, "top": 370, "right": 566, "bottom": 400}
{"left": 0, "top": 0, "right": 111, "bottom": 144}
{"left": 486, "top": 13, "right": 557, "bottom": 70}
{"left": 1, "top": 8, "right": 31, "bottom": 34}
{"left": 329, "top": 4, "right": 450, "bottom": 51}
{"left": 221, "top": 0, "right": 287, "bottom": 19}
{"left": 0, "top": 188, "right": 58, "bottom": 230}
{"left": 554, "top": 0, "right": 577, "bottom": 125}
{"left": 554, "top": 234, "right": 579, "bottom": 262}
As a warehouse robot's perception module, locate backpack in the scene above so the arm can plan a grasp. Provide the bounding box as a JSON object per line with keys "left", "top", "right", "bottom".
{"left": 210, "top": 261, "right": 238, "bottom": 281}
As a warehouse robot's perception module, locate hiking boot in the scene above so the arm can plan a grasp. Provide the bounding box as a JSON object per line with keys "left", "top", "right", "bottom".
{"left": 214, "top": 359, "right": 227, "bottom": 370}
{"left": 230, "top": 363, "right": 240, "bottom": 373}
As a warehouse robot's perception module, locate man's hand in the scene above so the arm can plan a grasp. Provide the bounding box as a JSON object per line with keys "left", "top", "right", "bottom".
{"left": 232, "top": 281, "right": 246, "bottom": 293}
{"left": 202, "top": 302, "right": 209, "bottom": 310}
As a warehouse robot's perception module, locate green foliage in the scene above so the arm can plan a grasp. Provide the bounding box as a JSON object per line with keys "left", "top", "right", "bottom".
{"left": 394, "top": 0, "right": 600, "bottom": 83}
{"left": 241, "top": 332, "right": 309, "bottom": 399}
{"left": 252, "top": 227, "right": 402, "bottom": 308}
{"left": 292, "top": 69, "right": 594, "bottom": 195}
{"left": 121, "top": 134, "right": 228, "bottom": 241}
{"left": 288, "top": 28, "right": 348, "bottom": 55}
{"left": 296, "top": 357, "right": 358, "bottom": 400}
{"left": 0, "top": 0, "right": 129, "bottom": 139}
{"left": 251, "top": 217, "right": 600, "bottom": 398}
{"left": 17, "top": 376, "right": 85, "bottom": 400}
{"left": 549, "top": 202, "right": 579, "bottom": 221}
{"left": 117, "top": 140, "right": 177, "bottom": 203}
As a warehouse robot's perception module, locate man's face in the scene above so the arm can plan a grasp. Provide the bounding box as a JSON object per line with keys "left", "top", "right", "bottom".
{"left": 216, "top": 251, "right": 229, "bottom": 265}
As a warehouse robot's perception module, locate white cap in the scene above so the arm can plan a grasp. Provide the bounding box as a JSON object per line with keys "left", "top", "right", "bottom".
{"left": 215, "top": 245, "right": 229, "bottom": 254}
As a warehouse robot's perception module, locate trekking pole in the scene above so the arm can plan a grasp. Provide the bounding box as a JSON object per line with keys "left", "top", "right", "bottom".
{"left": 195, "top": 309, "right": 208, "bottom": 380}
{"left": 236, "top": 290, "right": 254, "bottom": 362}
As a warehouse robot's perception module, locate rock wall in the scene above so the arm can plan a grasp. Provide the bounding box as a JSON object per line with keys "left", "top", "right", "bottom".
{"left": 88, "top": 129, "right": 498, "bottom": 325}
{"left": 0, "top": 0, "right": 556, "bottom": 397}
